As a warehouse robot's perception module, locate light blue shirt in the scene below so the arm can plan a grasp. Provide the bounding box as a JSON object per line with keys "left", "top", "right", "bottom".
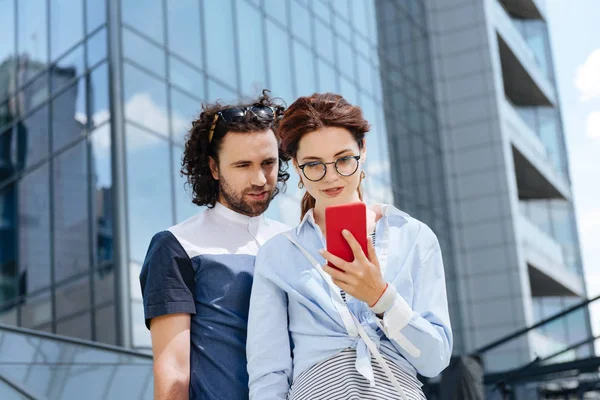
{"left": 246, "top": 203, "right": 453, "bottom": 399}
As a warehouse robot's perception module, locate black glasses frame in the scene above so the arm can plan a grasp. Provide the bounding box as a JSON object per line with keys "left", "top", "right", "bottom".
{"left": 208, "top": 105, "right": 277, "bottom": 143}
{"left": 297, "top": 155, "right": 361, "bottom": 182}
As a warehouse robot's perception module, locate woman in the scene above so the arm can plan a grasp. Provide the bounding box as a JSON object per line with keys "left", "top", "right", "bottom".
{"left": 247, "top": 93, "right": 452, "bottom": 399}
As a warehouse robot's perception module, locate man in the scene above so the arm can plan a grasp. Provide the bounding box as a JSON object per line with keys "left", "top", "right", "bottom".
{"left": 139, "top": 91, "right": 290, "bottom": 399}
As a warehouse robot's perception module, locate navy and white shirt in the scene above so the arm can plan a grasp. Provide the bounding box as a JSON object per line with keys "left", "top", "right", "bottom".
{"left": 139, "top": 202, "right": 289, "bottom": 400}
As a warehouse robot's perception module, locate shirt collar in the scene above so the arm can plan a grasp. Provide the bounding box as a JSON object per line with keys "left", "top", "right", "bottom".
{"left": 296, "top": 208, "right": 316, "bottom": 235}
{"left": 211, "top": 201, "right": 264, "bottom": 226}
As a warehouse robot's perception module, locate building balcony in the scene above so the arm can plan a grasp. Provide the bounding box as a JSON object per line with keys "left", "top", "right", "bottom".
{"left": 502, "top": 97, "right": 571, "bottom": 200}
{"left": 493, "top": 0, "right": 556, "bottom": 106}
{"left": 518, "top": 215, "right": 586, "bottom": 298}
{"left": 499, "top": 0, "right": 546, "bottom": 20}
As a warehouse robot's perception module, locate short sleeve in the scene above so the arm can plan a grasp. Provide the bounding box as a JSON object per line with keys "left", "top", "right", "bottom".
{"left": 139, "top": 230, "right": 196, "bottom": 329}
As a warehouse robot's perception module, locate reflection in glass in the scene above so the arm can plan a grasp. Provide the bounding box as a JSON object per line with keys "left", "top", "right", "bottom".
{"left": 55, "top": 276, "right": 91, "bottom": 319}
{"left": 121, "top": 0, "right": 164, "bottom": 44}
{"left": 123, "top": 28, "right": 166, "bottom": 78}
{"left": 53, "top": 141, "right": 90, "bottom": 283}
{"left": 169, "top": 56, "right": 204, "bottom": 99}
{"left": 90, "top": 63, "right": 110, "bottom": 129}
{"left": 204, "top": 0, "right": 237, "bottom": 86}
{"left": 95, "top": 303, "right": 116, "bottom": 345}
{"left": 52, "top": 80, "right": 86, "bottom": 151}
{"left": 18, "top": 165, "right": 51, "bottom": 294}
{"left": 94, "top": 265, "right": 114, "bottom": 306}
{"left": 125, "top": 124, "right": 173, "bottom": 263}
{"left": 167, "top": 0, "right": 202, "bottom": 67}
{"left": 290, "top": 1, "right": 311, "bottom": 45}
{"left": 21, "top": 291, "right": 52, "bottom": 329}
{"left": 266, "top": 21, "right": 293, "bottom": 103}
{"left": 237, "top": 0, "right": 267, "bottom": 95}
{"left": 0, "top": 0, "right": 15, "bottom": 104}
{"left": 87, "top": 0, "right": 106, "bottom": 34}
{"left": 123, "top": 63, "right": 169, "bottom": 136}
{"left": 336, "top": 38, "right": 355, "bottom": 80}
{"left": 50, "top": 0, "right": 84, "bottom": 61}
{"left": 56, "top": 310, "right": 92, "bottom": 340}
{"left": 87, "top": 28, "right": 107, "bottom": 68}
{"left": 170, "top": 88, "right": 199, "bottom": 145}
{"left": 173, "top": 145, "right": 202, "bottom": 223}
{"left": 207, "top": 79, "right": 237, "bottom": 104}
{"left": 317, "top": 59, "right": 337, "bottom": 93}
{"left": 90, "top": 125, "right": 113, "bottom": 267}
{"left": 314, "top": 19, "right": 334, "bottom": 62}
{"left": 293, "top": 42, "right": 316, "bottom": 97}
{"left": 19, "top": 71, "right": 49, "bottom": 114}
{"left": 52, "top": 44, "right": 84, "bottom": 95}
{"left": 18, "top": 0, "right": 48, "bottom": 64}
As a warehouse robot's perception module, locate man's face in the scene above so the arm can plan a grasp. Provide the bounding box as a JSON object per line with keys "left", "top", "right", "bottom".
{"left": 209, "top": 129, "right": 280, "bottom": 217}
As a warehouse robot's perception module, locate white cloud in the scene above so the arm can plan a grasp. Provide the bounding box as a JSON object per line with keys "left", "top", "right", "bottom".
{"left": 586, "top": 111, "right": 600, "bottom": 138}
{"left": 575, "top": 49, "right": 600, "bottom": 102}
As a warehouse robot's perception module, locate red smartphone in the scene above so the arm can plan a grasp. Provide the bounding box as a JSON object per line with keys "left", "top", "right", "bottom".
{"left": 325, "top": 202, "right": 368, "bottom": 269}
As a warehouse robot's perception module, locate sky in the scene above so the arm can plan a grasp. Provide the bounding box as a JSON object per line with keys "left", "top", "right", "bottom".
{"left": 545, "top": 0, "right": 600, "bottom": 338}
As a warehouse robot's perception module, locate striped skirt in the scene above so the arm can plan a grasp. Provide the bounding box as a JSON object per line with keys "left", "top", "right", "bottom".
{"left": 288, "top": 348, "right": 426, "bottom": 400}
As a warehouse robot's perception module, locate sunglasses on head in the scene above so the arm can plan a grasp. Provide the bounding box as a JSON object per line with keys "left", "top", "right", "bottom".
{"left": 208, "top": 105, "right": 278, "bottom": 143}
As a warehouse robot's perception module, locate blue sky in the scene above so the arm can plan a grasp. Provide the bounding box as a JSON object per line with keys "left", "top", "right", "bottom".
{"left": 546, "top": 0, "right": 600, "bottom": 335}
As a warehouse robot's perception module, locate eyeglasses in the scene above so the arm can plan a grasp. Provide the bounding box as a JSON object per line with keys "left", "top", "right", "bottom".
{"left": 298, "top": 155, "right": 361, "bottom": 182}
{"left": 208, "top": 105, "right": 277, "bottom": 143}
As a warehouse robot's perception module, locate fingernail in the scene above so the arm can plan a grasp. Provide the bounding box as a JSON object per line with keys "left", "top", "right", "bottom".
{"left": 342, "top": 230, "right": 349, "bottom": 235}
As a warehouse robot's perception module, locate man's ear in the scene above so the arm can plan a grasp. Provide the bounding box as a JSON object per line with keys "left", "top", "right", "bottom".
{"left": 209, "top": 157, "right": 219, "bottom": 180}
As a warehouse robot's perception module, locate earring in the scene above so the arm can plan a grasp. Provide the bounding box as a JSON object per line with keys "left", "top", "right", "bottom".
{"left": 298, "top": 181, "right": 304, "bottom": 189}
{"left": 360, "top": 171, "right": 366, "bottom": 180}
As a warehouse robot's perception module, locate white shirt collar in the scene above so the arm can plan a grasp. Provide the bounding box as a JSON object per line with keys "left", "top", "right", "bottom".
{"left": 211, "top": 201, "right": 271, "bottom": 244}
{"left": 296, "top": 208, "right": 317, "bottom": 235}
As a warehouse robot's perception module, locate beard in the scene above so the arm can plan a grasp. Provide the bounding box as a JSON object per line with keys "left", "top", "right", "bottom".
{"left": 219, "top": 178, "right": 276, "bottom": 217}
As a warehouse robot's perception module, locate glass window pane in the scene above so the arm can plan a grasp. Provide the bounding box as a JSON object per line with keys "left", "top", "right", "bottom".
{"left": 266, "top": 21, "right": 292, "bottom": 104}
{"left": 123, "top": 28, "right": 166, "bottom": 78}
{"left": 237, "top": 0, "right": 267, "bottom": 95}
{"left": 314, "top": 19, "right": 334, "bottom": 62}
{"left": 95, "top": 303, "right": 116, "bottom": 345}
{"left": 18, "top": 165, "right": 51, "bottom": 294}
{"left": 293, "top": 42, "right": 316, "bottom": 97}
{"left": 56, "top": 311, "right": 92, "bottom": 340}
{"left": 123, "top": 63, "right": 169, "bottom": 136}
{"left": 291, "top": 1, "right": 311, "bottom": 45}
{"left": 90, "top": 62, "right": 110, "bottom": 128}
{"left": 204, "top": 0, "right": 237, "bottom": 86}
{"left": 52, "top": 80, "right": 86, "bottom": 151}
{"left": 50, "top": 0, "right": 84, "bottom": 61}
{"left": 173, "top": 145, "right": 202, "bottom": 223}
{"left": 169, "top": 56, "right": 204, "bottom": 99}
{"left": 265, "top": 0, "right": 286, "bottom": 22}
{"left": 351, "top": 0, "right": 369, "bottom": 38}
{"left": 87, "top": 28, "right": 107, "bottom": 68}
{"left": 167, "top": 0, "right": 202, "bottom": 67}
{"left": 18, "top": 0, "right": 48, "bottom": 64}
{"left": 52, "top": 44, "right": 85, "bottom": 95}
{"left": 336, "top": 38, "right": 355, "bottom": 79}
{"left": 126, "top": 124, "right": 173, "bottom": 262}
{"left": 340, "top": 77, "right": 358, "bottom": 106}
{"left": 317, "top": 59, "right": 337, "bottom": 93}
{"left": 121, "top": 0, "right": 164, "bottom": 44}
{"left": 87, "top": 0, "right": 106, "bottom": 34}
{"left": 21, "top": 291, "right": 52, "bottom": 329}
{"left": 207, "top": 79, "right": 237, "bottom": 104}
{"left": 334, "top": 14, "right": 351, "bottom": 40}
{"left": 94, "top": 265, "right": 114, "bottom": 306}
{"left": 90, "top": 125, "right": 113, "bottom": 266}
{"left": 53, "top": 140, "right": 90, "bottom": 283}
{"left": 55, "top": 276, "right": 91, "bottom": 319}
{"left": 0, "top": 0, "right": 15, "bottom": 104}
{"left": 19, "top": 104, "right": 49, "bottom": 169}
{"left": 20, "top": 71, "right": 50, "bottom": 113}
{"left": 357, "top": 55, "right": 373, "bottom": 93}
{"left": 170, "top": 88, "right": 199, "bottom": 145}
{"left": 0, "top": 177, "right": 18, "bottom": 306}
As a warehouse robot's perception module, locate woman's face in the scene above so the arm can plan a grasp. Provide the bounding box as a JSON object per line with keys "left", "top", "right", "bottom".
{"left": 294, "top": 126, "right": 366, "bottom": 208}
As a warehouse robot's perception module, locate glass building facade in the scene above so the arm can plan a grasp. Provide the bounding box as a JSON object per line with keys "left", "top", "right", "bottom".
{"left": 0, "top": 0, "right": 454, "bottom": 351}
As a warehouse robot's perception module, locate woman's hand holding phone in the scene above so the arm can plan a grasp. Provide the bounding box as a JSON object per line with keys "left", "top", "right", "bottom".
{"left": 319, "top": 230, "right": 387, "bottom": 307}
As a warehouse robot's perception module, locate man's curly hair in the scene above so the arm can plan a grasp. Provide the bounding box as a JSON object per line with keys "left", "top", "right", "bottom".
{"left": 181, "top": 90, "right": 289, "bottom": 208}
